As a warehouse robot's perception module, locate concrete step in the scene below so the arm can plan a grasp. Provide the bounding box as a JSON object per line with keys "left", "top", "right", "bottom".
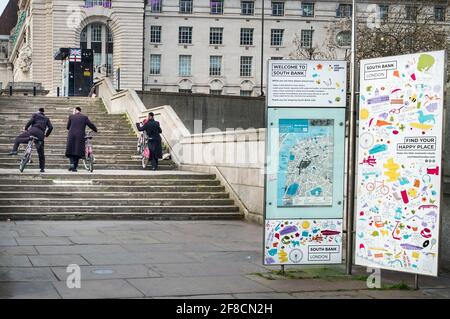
{"left": 0, "top": 191, "right": 229, "bottom": 199}
{"left": 0, "top": 184, "right": 226, "bottom": 192}
{"left": 0, "top": 178, "right": 219, "bottom": 186}
{"left": 0, "top": 164, "right": 177, "bottom": 170}
{"left": 0, "top": 173, "right": 215, "bottom": 180}
{"left": 0, "top": 205, "right": 239, "bottom": 213}
{"left": 0, "top": 211, "right": 242, "bottom": 221}
{"left": 0, "top": 159, "right": 175, "bottom": 165}
{"left": 0, "top": 198, "right": 235, "bottom": 206}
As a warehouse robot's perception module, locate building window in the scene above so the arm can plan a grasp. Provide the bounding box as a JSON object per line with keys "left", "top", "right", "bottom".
{"left": 150, "top": 54, "right": 161, "bottom": 75}
{"left": 150, "top": 26, "right": 161, "bottom": 43}
{"left": 302, "top": 3, "right": 314, "bottom": 17}
{"left": 271, "top": 29, "right": 284, "bottom": 46}
{"left": 336, "top": 4, "right": 352, "bottom": 18}
{"left": 91, "top": 24, "right": 102, "bottom": 42}
{"left": 150, "top": 0, "right": 162, "bottom": 13}
{"left": 240, "top": 28, "right": 254, "bottom": 45}
{"left": 80, "top": 29, "right": 87, "bottom": 42}
{"left": 179, "top": 26, "right": 192, "bottom": 44}
{"left": 180, "top": 0, "right": 193, "bottom": 14}
{"left": 405, "top": 5, "right": 417, "bottom": 21}
{"left": 179, "top": 55, "right": 192, "bottom": 76}
{"left": 210, "top": 89, "right": 222, "bottom": 95}
{"left": 435, "top": 6, "right": 445, "bottom": 22}
{"left": 300, "top": 29, "right": 313, "bottom": 48}
{"left": 150, "top": 88, "right": 162, "bottom": 92}
{"left": 240, "top": 56, "right": 252, "bottom": 77}
{"left": 241, "top": 1, "right": 254, "bottom": 15}
{"left": 336, "top": 31, "right": 351, "bottom": 47}
{"left": 210, "top": 0, "right": 224, "bottom": 14}
{"left": 272, "top": 2, "right": 284, "bottom": 16}
{"left": 379, "top": 4, "right": 389, "bottom": 21}
{"left": 209, "top": 27, "right": 223, "bottom": 45}
{"left": 209, "top": 56, "right": 222, "bottom": 76}
{"left": 179, "top": 89, "right": 192, "bottom": 94}
{"left": 85, "top": 1, "right": 112, "bottom": 8}
{"left": 240, "top": 90, "right": 252, "bottom": 96}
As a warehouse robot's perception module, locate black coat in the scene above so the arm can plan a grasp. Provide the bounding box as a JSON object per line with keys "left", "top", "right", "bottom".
{"left": 24, "top": 112, "right": 53, "bottom": 141}
{"left": 65, "top": 113, "right": 97, "bottom": 158}
{"left": 136, "top": 119, "right": 163, "bottom": 159}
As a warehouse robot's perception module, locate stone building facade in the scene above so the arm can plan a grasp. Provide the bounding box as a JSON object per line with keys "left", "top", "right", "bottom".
{"left": 1, "top": 0, "right": 449, "bottom": 95}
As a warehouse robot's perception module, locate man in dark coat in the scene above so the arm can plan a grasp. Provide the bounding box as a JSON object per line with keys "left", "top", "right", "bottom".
{"left": 65, "top": 106, "right": 97, "bottom": 172}
{"left": 136, "top": 112, "right": 162, "bottom": 170}
{"left": 9, "top": 107, "right": 53, "bottom": 173}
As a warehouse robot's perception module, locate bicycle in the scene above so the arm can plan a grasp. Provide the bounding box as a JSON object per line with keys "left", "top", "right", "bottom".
{"left": 19, "top": 136, "right": 39, "bottom": 172}
{"left": 137, "top": 130, "right": 150, "bottom": 169}
{"left": 365, "top": 180, "right": 390, "bottom": 195}
{"left": 82, "top": 131, "right": 95, "bottom": 172}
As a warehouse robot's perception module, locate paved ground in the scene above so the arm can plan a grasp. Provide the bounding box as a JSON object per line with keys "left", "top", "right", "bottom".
{"left": 0, "top": 220, "right": 449, "bottom": 299}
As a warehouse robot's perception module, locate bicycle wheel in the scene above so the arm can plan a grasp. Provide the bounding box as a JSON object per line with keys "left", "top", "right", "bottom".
{"left": 19, "top": 152, "right": 31, "bottom": 172}
{"left": 88, "top": 154, "right": 94, "bottom": 172}
{"left": 142, "top": 156, "right": 149, "bottom": 169}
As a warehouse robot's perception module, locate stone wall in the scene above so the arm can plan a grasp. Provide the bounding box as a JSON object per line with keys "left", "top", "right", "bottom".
{"left": 138, "top": 91, "right": 265, "bottom": 133}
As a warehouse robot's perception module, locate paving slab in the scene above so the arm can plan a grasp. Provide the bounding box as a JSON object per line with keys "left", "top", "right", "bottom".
{"left": 121, "top": 242, "right": 221, "bottom": 253}
{"left": 0, "top": 237, "right": 17, "bottom": 246}
{"left": 244, "top": 275, "right": 368, "bottom": 293}
{"left": 35, "top": 244, "right": 128, "bottom": 255}
{"left": 0, "top": 246, "right": 37, "bottom": 255}
{"left": 422, "top": 288, "right": 450, "bottom": 298}
{"left": 28, "top": 254, "right": 90, "bottom": 267}
{"left": 233, "top": 292, "right": 295, "bottom": 299}
{"left": 363, "top": 289, "right": 433, "bottom": 299}
{"left": 53, "top": 279, "right": 144, "bottom": 299}
{"left": 0, "top": 255, "right": 31, "bottom": 267}
{"left": 0, "top": 282, "right": 61, "bottom": 299}
{"left": 51, "top": 265, "right": 160, "bottom": 281}
{"left": 15, "top": 237, "right": 72, "bottom": 246}
{"left": 154, "top": 294, "right": 236, "bottom": 299}
{"left": 291, "top": 290, "right": 373, "bottom": 299}
{"left": 68, "top": 236, "right": 122, "bottom": 245}
{"left": 148, "top": 261, "right": 267, "bottom": 277}
{"left": 0, "top": 267, "right": 57, "bottom": 281}
{"left": 127, "top": 276, "right": 274, "bottom": 297}
{"left": 186, "top": 251, "right": 263, "bottom": 263}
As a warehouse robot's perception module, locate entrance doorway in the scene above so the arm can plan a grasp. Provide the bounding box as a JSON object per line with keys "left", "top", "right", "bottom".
{"left": 80, "top": 23, "right": 113, "bottom": 80}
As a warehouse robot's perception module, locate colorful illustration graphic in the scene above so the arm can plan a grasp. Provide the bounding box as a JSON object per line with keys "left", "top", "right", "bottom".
{"left": 267, "top": 60, "right": 347, "bottom": 108}
{"left": 264, "top": 219, "right": 342, "bottom": 265}
{"left": 277, "top": 119, "right": 334, "bottom": 206}
{"left": 355, "top": 51, "right": 445, "bottom": 276}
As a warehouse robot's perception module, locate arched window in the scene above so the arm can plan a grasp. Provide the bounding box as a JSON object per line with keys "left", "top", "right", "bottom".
{"left": 336, "top": 31, "right": 351, "bottom": 47}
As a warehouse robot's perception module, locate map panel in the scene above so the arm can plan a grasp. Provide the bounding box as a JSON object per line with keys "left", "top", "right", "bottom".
{"left": 277, "top": 119, "right": 334, "bottom": 207}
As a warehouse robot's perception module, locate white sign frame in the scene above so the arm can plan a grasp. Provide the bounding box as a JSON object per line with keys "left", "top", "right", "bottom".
{"left": 355, "top": 50, "right": 446, "bottom": 277}
{"left": 267, "top": 60, "right": 347, "bottom": 108}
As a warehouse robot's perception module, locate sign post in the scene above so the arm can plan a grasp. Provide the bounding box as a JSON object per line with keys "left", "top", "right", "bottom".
{"left": 264, "top": 60, "right": 347, "bottom": 266}
{"left": 355, "top": 51, "right": 446, "bottom": 277}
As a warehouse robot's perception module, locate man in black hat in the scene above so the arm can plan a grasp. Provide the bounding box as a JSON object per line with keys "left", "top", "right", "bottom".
{"left": 65, "top": 106, "right": 98, "bottom": 172}
{"left": 136, "top": 112, "right": 162, "bottom": 170}
{"left": 9, "top": 107, "right": 53, "bottom": 173}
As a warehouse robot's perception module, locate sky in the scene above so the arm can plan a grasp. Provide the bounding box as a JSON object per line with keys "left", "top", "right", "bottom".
{"left": 0, "top": 0, "right": 8, "bottom": 17}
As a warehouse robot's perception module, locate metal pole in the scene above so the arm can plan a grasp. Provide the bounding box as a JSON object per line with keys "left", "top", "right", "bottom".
{"left": 414, "top": 274, "right": 419, "bottom": 290}
{"left": 345, "top": 0, "right": 358, "bottom": 275}
{"left": 260, "top": 0, "right": 265, "bottom": 96}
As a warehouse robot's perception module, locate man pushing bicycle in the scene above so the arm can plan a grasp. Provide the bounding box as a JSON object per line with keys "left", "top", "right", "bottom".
{"left": 8, "top": 107, "right": 53, "bottom": 173}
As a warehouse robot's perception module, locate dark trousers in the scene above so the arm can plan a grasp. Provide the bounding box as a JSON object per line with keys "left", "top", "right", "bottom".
{"left": 13, "top": 136, "right": 45, "bottom": 170}
{"left": 148, "top": 141, "right": 158, "bottom": 170}
{"left": 69, "top": 157, "right": 80, "bottom": 169}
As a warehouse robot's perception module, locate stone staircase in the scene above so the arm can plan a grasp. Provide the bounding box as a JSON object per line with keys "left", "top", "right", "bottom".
{"left": 0, "top": 96, "right": 241, "bottom": 220}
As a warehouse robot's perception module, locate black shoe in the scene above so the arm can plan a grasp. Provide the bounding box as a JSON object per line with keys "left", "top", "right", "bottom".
{"left": 40, "top": 169, "right": 45, "bottom": 173}
{"left": 8, "top": 151, "right": 17, "bottom": 156}
{"left": 72, "top": 169, "right": 77, "bottom": 172}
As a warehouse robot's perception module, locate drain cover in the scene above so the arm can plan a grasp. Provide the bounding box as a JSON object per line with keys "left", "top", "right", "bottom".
{"left": 92, "top": 269, "right": 115, "bottom": 275}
